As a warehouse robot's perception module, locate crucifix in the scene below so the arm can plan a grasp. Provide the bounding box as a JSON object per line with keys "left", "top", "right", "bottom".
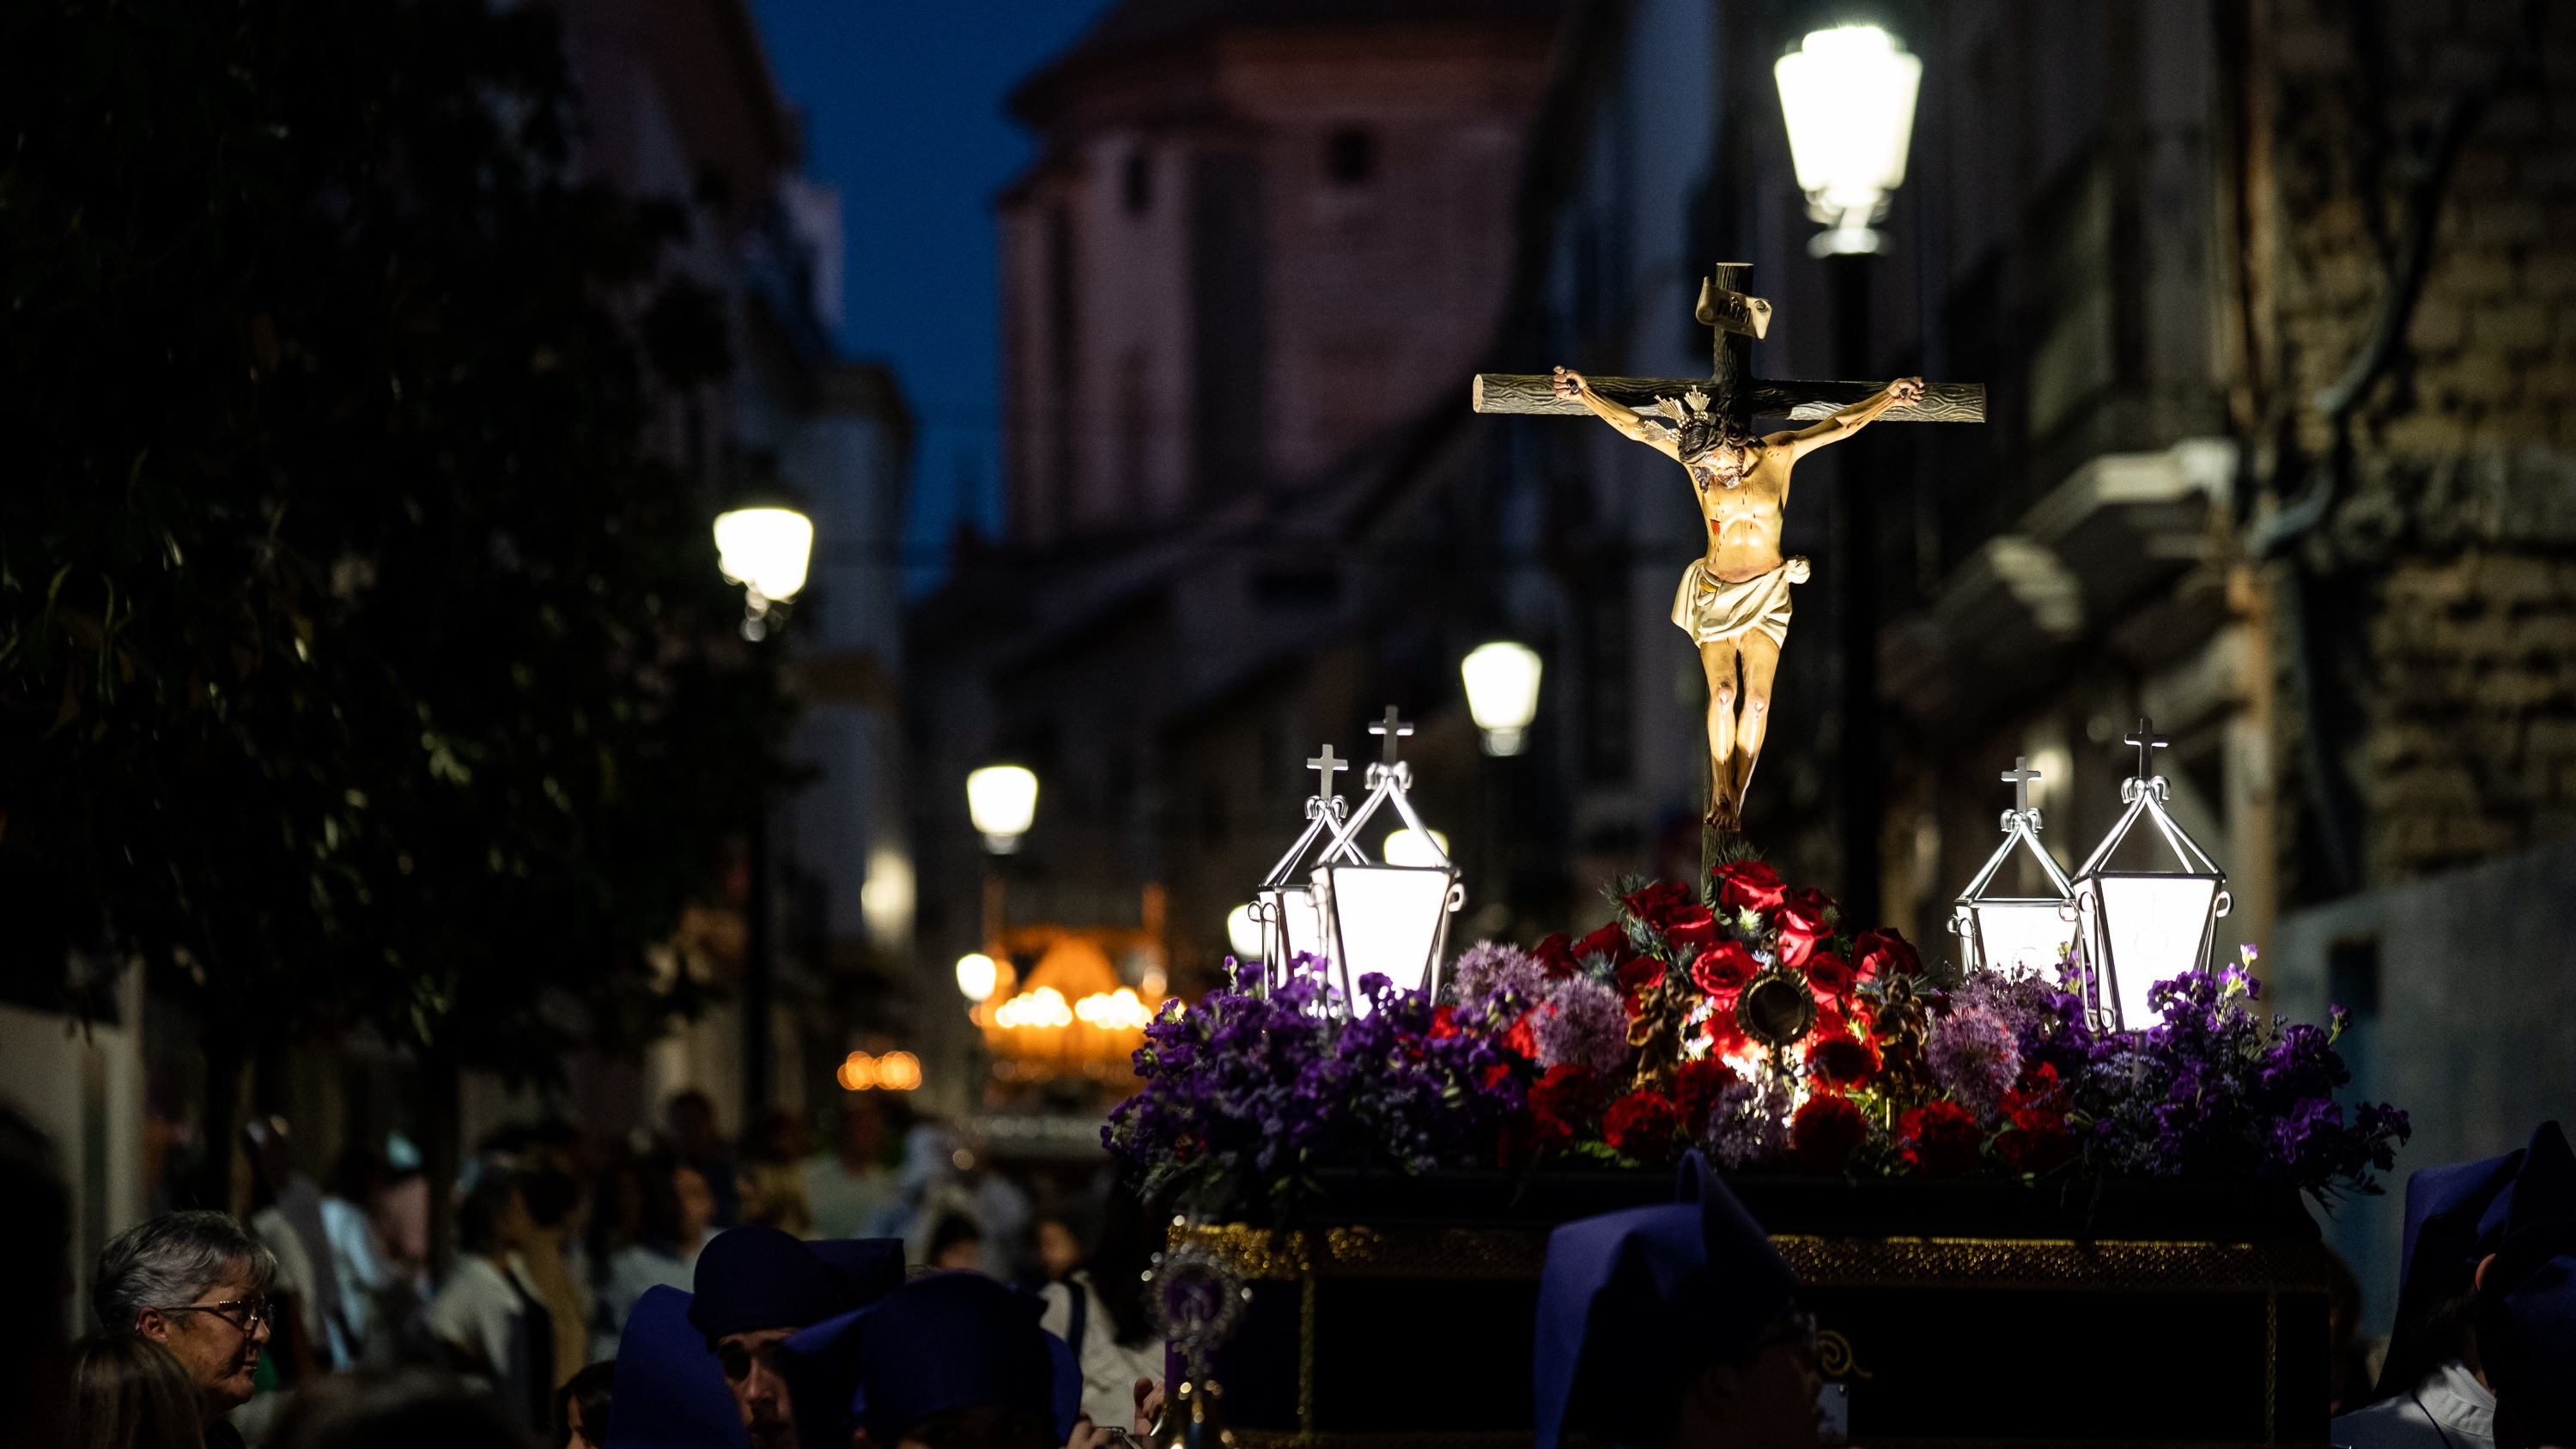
{"left": 2123, "top": 719, "right": 2170, "bottom": 781}
{"left": 2002, "top": 755, "right": 2043, "bottom": 817}
{"left": 1472, "top": 263, "right": 1984, "bottom": 834}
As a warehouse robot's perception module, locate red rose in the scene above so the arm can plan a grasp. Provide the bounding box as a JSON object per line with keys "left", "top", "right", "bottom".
{"left": 1573, "top": 921, "right": 1626, "bottom": 965}
{"left": 1430, "top": 1005, "right": 1461, "bottom": 1040}
{"left": 1662, "top": 906, "right": 1722, "bottom": 950}
{"left": 1773, "top": 889, "right": 1836, "bottom": 968}
{"left": 1532, "top": 933, "right": 1577, "bottom": 978}
{"left": 1702, "top": 1007, "right": 1751, "bottom": 1059}
{"left": 1691, "top": 940, "right": 1758, "bottom": 998}
{"left": 1603, "top": 1090, "right": 1681, "bottom": 1162}
{"left": 1501, "top": 1011, "right": 1539, "bottom": 1062}
{"left": 1621, "top": 881, "right": 1693, "bottom": 922}
{"left": 1674, "top": 1058, "right": 1741, "bottom": 1134}
{"left": 1803, "top": 1029, "right": 1880, "bottom": 1087}
{"left": 1614, "top": 956, "right": 1664, "bottom": 997}
{"left": 1790, "top": 1094, "right": 1868, "bottom": 1173}
{"left": 1899, "top": 1100, "right": 1984, "bottom": 1176}
{"left": 1713, "top": 860, "right": 1788, "bottom": 914}
{"left": 1995, "top": 1064, "right": 2077, "bottom": 1176}
{"left": 1805, "top": 952, "right": 1855, "bottom": 996}
{"left": 1854, "top": 928, "right": 1921, "bottom": 980}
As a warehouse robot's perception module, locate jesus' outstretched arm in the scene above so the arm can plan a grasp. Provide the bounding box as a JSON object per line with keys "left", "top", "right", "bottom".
{"left": 1552, "top": 367, "right": 1681, "bottom": 462}
{"left": 1774, "top": 376, "right": 1925, "bottom": 460}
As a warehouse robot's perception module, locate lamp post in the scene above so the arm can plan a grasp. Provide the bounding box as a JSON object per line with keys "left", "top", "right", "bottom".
{"left": 967, "top": 766, "right": 1040, "bottom": 855}
{"left": 1776, "top": 24, "right": 1920, "bottom": 926}
{"left": 1461, "top": 641, "right": 1543, "bottom": 757}
{"left": 714, "top": 505, "right": 813, "bottom": 1119}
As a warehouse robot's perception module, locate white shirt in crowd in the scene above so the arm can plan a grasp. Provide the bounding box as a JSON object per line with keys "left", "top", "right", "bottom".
{"left": 2331, "top": 1360, "right": 2495, "bottom": 1449}
{"left": 428, "top": 1253, "right": 544, "bottom": 1380}
{"left": 1039, "top": 1271, "right": 1166, "bottom": 1431}
{"left": 599, "top": 1227, "right": 720, "bottom": 1349}
{"left": 802, "top": 1154, "right": 898, "bottom": 1241}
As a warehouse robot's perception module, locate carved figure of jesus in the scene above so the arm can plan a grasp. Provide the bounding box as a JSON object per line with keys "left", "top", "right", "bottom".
{"left": 1550, "top": 366, "right": 1925, "bottom": 832}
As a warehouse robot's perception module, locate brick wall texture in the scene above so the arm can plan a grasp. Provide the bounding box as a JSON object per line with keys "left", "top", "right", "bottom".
{"left": 2269, "top": 0, "right": 2576, "bottom": 892}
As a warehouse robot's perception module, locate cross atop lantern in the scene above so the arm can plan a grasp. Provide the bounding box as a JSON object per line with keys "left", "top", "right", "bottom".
{"left": 1310, "top": 708, "right": 1466, "bottom": 1015}
{"left": 1949, "top": 755, "right": 2077, "bottom": 979}
{"left": 2069, "top": 718, "right": 2233, "bottom": 1031}
{"left": 1246, "top": 745, "right": 1358, "bottom": 994}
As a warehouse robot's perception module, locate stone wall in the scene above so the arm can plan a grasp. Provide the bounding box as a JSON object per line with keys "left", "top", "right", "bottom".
{"left": 2264, "top": 0, "right": 2576, "bottom": 899}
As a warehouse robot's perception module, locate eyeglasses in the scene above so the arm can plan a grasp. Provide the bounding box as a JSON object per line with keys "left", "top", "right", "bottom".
{"left": 156, "top": 1297, "right": 274, "bottom": 1334}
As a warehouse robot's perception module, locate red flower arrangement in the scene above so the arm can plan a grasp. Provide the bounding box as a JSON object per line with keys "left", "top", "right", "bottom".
{"left": 1791, "top": 1094, "right": 1868, "bottom": 1172}
{"left": 1604, "top": 1090, "right": 1682, "bottom": 1162}
{"left": 1899, "top": 1100, "right": 1984, "bottom": 1175}
{"left": 1804, "top": 1029, "right": 1879, "bottom": 1088}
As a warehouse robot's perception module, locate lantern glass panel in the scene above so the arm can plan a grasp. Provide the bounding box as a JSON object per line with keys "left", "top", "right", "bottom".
{"left": 2091, "top": 874, "right": 2221, "bottom": 1027}
{"left": 1967, "top": 900, "right": 2076, "bottom": 979}
{"left": 1315, "top": 864, "right": 1454, "bottom": 1013}
{"left": 1259, "top": 885, "right": 1325, "bottom": 967}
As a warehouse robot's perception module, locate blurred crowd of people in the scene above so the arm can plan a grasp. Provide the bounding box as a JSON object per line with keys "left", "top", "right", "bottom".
{"left": 11, "top": 1088, "right": 1166, "bottom": 1449}
{"left": 15, "top": 1089, "right": 2574, "bottom": 1449}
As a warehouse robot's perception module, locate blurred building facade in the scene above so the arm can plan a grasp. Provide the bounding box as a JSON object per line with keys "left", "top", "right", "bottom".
{"left": 908, "top": 0, "right": 1563, "bottom": 1119}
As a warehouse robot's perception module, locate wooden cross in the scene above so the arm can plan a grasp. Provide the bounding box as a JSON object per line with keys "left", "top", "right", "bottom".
{"left": 1305, "top": 744, "right": 1349, "bottom": 803}
{"left": 1368, "top": 706, "right": 1414, "bottom": 764}
{"left": 1468, "top": 263, "right": 1985, "bottom": 429}
{"left": 2123, "top": 718, "right": 2170, "bottom": 780}
{"left": 2001, "top": 755, "right": 2043, "bottom": 814}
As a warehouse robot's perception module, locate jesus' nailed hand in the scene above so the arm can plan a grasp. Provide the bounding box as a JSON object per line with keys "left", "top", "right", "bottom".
{"left": 1548, "top": 366, "right": 1925, "bottom": 834}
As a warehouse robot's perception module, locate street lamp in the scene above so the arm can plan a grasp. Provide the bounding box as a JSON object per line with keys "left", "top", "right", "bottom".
{"left": 1461, "top": 641, "right": 1542, "bottom": 756}
{"left": 714, "top": 506, "right": 815, "bottom": 640}
{"left": 955, "top": 952, "right": 999, "bottom": 1003}
{"left": 1776, "top": 23, "right": 1920, "bottom": 927}
{"left": 967, "top": 766, "right": 1039, "bottom": 854}
{"left": 713, "top": 505, "right": 812, "bottom": 1121}
{"left": 1773, "top": 25, "right": 1923, "bottom": 257}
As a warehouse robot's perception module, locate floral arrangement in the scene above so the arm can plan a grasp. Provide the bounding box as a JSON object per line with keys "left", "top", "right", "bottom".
{"left": 1103, "top": 862, "right": 2409, "bottom": 1215}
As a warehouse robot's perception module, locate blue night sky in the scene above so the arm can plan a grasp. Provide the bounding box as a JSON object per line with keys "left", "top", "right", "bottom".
{"left": 745, "top": 0, "right": 1116, "bottom": 590}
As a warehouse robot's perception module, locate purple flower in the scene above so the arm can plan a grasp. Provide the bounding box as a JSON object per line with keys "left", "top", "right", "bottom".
{"left": 1448, "top": 941, "right": 1548, "bottom": 1013}
{"left": 1925, "top": 1007, "right": 2021, "bottom": 1120}
{"left": 1532, "top": 975, "right": 1628, "bottom": 1076}
{"left": 1703, "top": 1071, "right": 1789, "bottom": 1168}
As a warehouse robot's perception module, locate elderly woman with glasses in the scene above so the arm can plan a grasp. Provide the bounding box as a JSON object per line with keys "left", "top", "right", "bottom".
{"left": 94, "top": 1211, "right": 279, "bottom": 1449}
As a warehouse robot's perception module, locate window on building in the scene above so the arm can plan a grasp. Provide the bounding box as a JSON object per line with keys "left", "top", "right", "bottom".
{"left": 1324, "top": 125, "right": 1376, "bottom": 187}
{"left": 1123, "top": 149, "right": 1153, "bottom": 216}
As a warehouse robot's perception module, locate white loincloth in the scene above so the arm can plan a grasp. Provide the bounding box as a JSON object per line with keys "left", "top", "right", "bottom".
{"left": 1669, "top": 556, "right": 1810, "bottom": 647}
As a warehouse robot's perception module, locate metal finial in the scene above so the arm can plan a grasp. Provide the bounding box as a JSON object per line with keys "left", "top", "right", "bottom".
{"left": 1368, "top": 706, "right": 1413, "bottom": 764}
{"left": 2001, "top": 755, "right": 2042, "bottom": 815}
{"left": 1304, "top": 745, "right": 1348, "bottom": 801}
{"left": 2123, "top": 718, "right": 2170, "bottom": 780}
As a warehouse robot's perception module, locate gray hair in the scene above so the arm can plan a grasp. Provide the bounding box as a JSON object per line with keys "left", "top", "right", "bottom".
{"left": 94, "top": 1210, "right": 276, "bottom": 1337}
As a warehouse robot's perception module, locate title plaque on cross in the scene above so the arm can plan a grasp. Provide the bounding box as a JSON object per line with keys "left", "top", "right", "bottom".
{"left": 1470, "top": 263, "right": 1983, "bottom": 835}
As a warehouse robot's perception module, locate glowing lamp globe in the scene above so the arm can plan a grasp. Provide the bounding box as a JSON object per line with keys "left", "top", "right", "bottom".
{"left": 713, "top": 507, "right": 815, "bottom": 603}
{"left": 954, "top": 952, "right": 998, "bottom": 1003}
{"left": 1773, "top": 26, "right": 1923, "bottom": 254}
{"left": 1382, "top": 828, "right": 1450, "bottom": 867}
{"left": 1461, "top": 641, "right": 1543, "bottom": 756}
{"left": 1225, "top": 905, "right": 1264, "bottom": 963}
{"left": 967, "top": 766, "right": 1039, "bottom": 853}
